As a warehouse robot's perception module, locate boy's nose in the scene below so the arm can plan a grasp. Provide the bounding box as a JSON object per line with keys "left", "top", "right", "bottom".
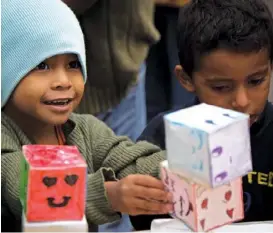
{"left": 51, "top": 72, "right": 72, "bottom": 90}
{"left": 232, "top": 87, "right": 250, "bottom": 111}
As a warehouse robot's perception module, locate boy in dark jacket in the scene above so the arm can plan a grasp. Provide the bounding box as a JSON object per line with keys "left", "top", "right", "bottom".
{"left": 130, "top": 0, "right": 273, "bottom": 230}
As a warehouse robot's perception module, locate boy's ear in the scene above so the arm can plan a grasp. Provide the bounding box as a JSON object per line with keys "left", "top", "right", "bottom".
{"left": 174, "top": 65, "right": 195, "bottom": 92}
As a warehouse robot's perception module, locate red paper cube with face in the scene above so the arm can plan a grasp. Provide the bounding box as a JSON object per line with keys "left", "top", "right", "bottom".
{"left": 160, "top": 160, "right": 244, "bottom": 232}
{"left": 20, "top": 145, "right": 87, "bottom": 222}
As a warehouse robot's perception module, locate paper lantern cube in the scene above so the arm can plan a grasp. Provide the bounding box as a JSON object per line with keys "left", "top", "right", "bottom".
{"left": 164, "top": 103, "right": 252, "bottom": 188}
{"left": 160, "top": 161, "right": 244, "bottom": 232}
{"left": 20, "top": 145, "right": 87, "bottom": 222}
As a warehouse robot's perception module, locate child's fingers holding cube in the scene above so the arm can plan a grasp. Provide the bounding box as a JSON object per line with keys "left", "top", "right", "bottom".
{"left": 128, "top": 198, "right": 173, "bottom": 215}
{"left": 105, "top": 174, "right": 173, "bottom": 215}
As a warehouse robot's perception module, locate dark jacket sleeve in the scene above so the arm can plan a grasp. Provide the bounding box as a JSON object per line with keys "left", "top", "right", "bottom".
{"left": 129, "top": 112, "right": 171, "bottom": 230}
{"left": 1, "top": 202, "right": 21, "bottom": 232}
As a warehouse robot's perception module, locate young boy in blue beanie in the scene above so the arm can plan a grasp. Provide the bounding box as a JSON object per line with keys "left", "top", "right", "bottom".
{"left": 130, "top": 0, "right": 273, "bottom": 230}
{"left": 1, "top": 0, "right": 173, "bottom": 231}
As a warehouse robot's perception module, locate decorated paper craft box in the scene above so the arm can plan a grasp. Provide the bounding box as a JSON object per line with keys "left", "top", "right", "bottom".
{"left": 160, "top": 160, "right": 244, "bottom": 232}
{"left": 164, "top": 103, "right": 252, "bottom": 188}
{"left": 20, "top": 145, "right": 87, "bottom": 222}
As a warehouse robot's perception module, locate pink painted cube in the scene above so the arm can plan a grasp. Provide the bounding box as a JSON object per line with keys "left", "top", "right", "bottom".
{"left": 160, "top": 160, "right": 244, "bottom": 232}
{"left": 20, "top": 145, "right": 87, "bottom": 222}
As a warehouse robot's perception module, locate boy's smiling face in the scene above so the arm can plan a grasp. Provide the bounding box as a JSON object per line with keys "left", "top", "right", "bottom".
{"left": 176, "top": 49, "right": 271, "bottom": 125}
{"left": 5, "top": 54, "right": 84, "bottom": 126}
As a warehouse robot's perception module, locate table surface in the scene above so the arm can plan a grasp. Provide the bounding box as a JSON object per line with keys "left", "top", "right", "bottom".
{"left": 135, "top": 220, "right": 273, "bottom": 232}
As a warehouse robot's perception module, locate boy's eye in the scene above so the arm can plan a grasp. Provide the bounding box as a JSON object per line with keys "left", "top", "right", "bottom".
{"left": 248, "top": 77, "right": 266, "bottom": 86}
{"left": 211, "top": 85, "right": 231, "bottom": 92}
{"left": 69, "top": 60, "right": 81, "bottom": 69}
{"left": 35, "top": 62, "right": 49, "bottom": 70}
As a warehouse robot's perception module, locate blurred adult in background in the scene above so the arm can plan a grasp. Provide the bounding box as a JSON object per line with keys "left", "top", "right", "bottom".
{"left": 62, "top": 1, "right": 160, "bottom": 232}
{"left": 63, "top": 0, "right": 160, "bottom": 141}
{"left": 145, "top": 0, "right": 194, "bottom": 123}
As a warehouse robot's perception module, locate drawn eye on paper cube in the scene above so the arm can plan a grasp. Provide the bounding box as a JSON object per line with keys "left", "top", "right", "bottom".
{"left": 211, "top": 146, "right": 223, "bottom": 157}
{"left": 214, "top": 171, "right": 228, "bottom": 183}
{"left": 42, "top": 176, "right": 57, "bottom": 187}
{"left": 20, "top": 145, "right": 87, "bottom": 222}
{"left": 223, "top": 190, "right": 232, "bottom": 203}
{"left": 223, "top": 113, "right": 237, "bottom": 119}
{"left": 65, "top": 174, "right": 79, "bottom": 186}
{"left": 177, "top": 188, "right": 193, "bottom": 217}
{"left": 164, "top": 103, "right": 252, "bottom": 188}
{"left": 205, "top": 120, "right": 217, "bottom": 125}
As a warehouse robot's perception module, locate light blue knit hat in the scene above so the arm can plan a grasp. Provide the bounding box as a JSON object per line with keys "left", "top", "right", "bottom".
{"left": 1, "top": 0, "right": 87, "bottom": 108}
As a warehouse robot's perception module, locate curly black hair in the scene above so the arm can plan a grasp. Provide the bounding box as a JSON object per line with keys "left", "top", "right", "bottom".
{"left": 177, "top": 0, "right": 273, "bottom": 77}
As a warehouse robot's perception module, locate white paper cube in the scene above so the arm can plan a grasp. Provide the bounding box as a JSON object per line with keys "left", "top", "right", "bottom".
{"left": 22, "top": 214, "right": 88, "bottom": 232}
{"left": 164, "top": 103, "right": 252, "bottom": 188}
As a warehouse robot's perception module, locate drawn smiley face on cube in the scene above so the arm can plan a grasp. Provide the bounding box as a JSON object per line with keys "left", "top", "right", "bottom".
{"left": 42, "top": 173, "right": 79, "bottom": 208}
{"left": 20, "top": 145, "right": 87, "bottom": 222}
{"left": 160, "top": 160, "right": 244, "bottom": 232}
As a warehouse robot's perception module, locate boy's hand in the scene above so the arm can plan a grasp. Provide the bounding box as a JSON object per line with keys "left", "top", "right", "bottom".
{"left": 105, "top": 174, "right": 173, "bottom": 216}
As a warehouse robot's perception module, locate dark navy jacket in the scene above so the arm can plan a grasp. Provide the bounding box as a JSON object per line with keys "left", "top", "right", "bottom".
{"left": 130, "top": 99, "right": 273, "bottom": 230}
